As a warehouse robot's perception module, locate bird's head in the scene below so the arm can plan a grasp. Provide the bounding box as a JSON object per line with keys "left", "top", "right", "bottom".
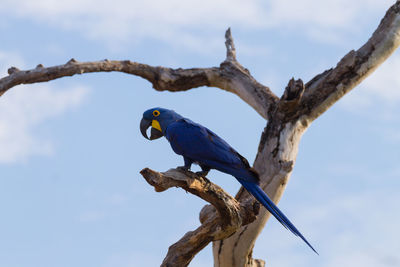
{"left": 140, "top": 107, "right": 181, "bottom": 140}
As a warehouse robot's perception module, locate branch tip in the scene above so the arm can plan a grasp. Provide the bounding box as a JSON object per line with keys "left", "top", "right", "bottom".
{"left": 225, "top": 27, "right": 236, "bottom": 61}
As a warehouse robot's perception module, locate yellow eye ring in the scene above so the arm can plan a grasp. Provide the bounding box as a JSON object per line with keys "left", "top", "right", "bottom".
{"left": 153, "top": 110, "right": 160, "bottom": 117}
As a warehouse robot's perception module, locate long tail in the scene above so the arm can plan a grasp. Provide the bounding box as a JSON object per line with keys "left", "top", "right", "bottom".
{"left": 239, "top": 179, "right": 318, "bottom": 254}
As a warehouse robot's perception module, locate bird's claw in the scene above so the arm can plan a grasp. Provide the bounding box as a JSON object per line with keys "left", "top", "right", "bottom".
{"left": 195, "top": 170, "right": 209, "bottom": 177}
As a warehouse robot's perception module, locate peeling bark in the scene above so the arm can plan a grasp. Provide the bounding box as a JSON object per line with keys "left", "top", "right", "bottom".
{"left": 1, "top": 1, "right": 400, "bottom": 267}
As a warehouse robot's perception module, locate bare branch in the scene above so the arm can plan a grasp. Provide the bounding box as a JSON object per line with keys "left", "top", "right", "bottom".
{"left": 140, "top": 168, "right": 259, "bottom": 267}
{"left": 0, "top": 59, "right": 218, "bottom": 96}
{"left": 298, "top": 1, "right": 400, "bottom": 122}
{"left": 0, "top": 46, "right": 278, "bottom": 120}
{"left": 214, "top": 61, "right": 278, "bottom": 120}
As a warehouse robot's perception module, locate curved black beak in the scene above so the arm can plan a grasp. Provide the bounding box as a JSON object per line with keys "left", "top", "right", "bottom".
{"left": 140, "top": 118, "right": 164, "bottom": 140}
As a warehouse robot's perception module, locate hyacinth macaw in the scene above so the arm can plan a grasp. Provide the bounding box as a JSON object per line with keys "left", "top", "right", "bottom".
{"left": 140, "top": 107, "right": 317, "bottom": 253}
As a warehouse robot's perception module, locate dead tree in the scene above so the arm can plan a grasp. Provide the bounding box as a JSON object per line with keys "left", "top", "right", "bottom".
{"left": 1, "top": 2, "right": 400, "bottom": 266}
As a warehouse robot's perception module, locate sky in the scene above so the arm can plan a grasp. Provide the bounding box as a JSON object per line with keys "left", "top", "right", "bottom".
{"left": 0, "top": 1, "right": 399, "bottom": 266}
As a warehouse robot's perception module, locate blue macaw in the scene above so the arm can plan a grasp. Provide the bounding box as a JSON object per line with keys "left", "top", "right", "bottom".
{"left": 140, "top": 107, "right": 317, "bottom": 253}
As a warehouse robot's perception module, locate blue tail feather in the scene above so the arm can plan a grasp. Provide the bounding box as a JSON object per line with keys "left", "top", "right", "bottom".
{"left": 238, "top": 179, "right": 318, "bottom": 254}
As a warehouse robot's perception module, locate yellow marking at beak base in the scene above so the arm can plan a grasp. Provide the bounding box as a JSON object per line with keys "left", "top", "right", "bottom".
{"left": 152, "top": 120, "right": 162, "bottom": 132}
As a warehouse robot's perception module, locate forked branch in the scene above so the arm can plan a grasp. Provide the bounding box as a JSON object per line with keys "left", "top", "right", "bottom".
{"left": 212, "top": 2, "right": 400, "bottom": 266}
{"left": 140, "top": 168, "right": 259, "bottom": 267}
{"left": 297, "top": 1, "right": 400, "bottom": 122}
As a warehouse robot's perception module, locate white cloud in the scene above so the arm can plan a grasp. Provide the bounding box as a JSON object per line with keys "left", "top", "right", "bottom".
{"left": 269, "top": 0, "right": 392, "bottom": 45}
{"left": 268, "top": 0, "right": 379, "bottom": 27}
{"left": 0, "top": 50, "right": 90, "bottom": 163}
{"left": 0, "top": 83, "right": 89, "bottom": 163}
{"left": 0, "top": 0, "right": 264, "bottom": 50}
{"left": 0, "top": 0, "right": 393, "bottom": 49}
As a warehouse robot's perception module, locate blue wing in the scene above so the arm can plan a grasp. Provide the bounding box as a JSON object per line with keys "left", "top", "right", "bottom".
{"left": 164, "top": 118, "right": 258, "bottom": 183}
{"left": 164, "top": 118, "right": 317, "bottom": 253}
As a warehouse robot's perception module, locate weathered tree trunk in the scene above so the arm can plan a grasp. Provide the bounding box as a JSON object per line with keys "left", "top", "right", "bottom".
{"left": 214, "top": 2, "right": 400, "bottom": 265}
{"left": 1, "top": 2, "right": 400, "bottom": 266}
{"left": 214, "top": 110, "right": 309, "bottom": 267}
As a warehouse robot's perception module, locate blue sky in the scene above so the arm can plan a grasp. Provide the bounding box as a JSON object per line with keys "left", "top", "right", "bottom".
{"left": 0, "top": 1, "right": 399, "bottom": 266}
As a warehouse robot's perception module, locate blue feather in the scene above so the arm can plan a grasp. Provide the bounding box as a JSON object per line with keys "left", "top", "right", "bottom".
{"left": 238, "top": 179, "right": 318, "bottom": 254}
{"left": 141, "top": 108, "right": 317, "bottom": 253}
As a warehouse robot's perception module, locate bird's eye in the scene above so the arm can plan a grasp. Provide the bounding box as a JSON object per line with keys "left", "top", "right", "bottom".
{"left": 153, "top": 110, "right": 160, "bottom": 117}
